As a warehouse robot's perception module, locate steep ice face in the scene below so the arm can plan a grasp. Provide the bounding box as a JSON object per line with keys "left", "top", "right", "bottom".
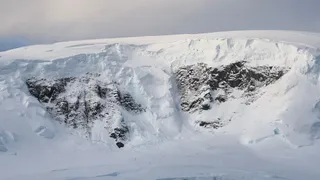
{"left": 0, "top": 35, "right": 320, "bottom": 151}
{"left": 26, "top": 73, "right": 145, "bottom": 148}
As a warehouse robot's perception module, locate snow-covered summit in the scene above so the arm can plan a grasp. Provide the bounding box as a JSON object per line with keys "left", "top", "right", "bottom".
{"left": 1, "top": 30, "right": 320, "bottom": 179}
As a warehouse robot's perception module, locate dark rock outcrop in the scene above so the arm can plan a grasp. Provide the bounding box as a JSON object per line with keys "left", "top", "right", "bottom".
{"left": 26, "top": 73, "right": 145, "bottom": 148}
{"left": 175, "top": 61, "right": 288, "bottom": 128}
{"left": 198, "top": 121, "right": 222, "bottom": 129}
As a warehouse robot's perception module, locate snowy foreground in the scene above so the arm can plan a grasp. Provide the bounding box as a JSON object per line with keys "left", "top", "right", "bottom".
{"left": 1, "top": 31, "right": 320, "bottom": 180}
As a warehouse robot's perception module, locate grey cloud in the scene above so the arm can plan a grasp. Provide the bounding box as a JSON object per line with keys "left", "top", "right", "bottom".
{"left": 0, "top": 37, "right": 30, "bottom": 51}
{"left": 1, "top": 0, "right": 320, "bottom": 43}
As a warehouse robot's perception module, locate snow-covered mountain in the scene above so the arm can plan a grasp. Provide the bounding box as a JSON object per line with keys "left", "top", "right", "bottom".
{"left": 1, "top": 31, "right": 320, "bottom": 180}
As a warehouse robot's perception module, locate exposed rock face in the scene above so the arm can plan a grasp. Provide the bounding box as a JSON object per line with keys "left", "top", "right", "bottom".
{"left": 174, "top": 61, "right": 288, "bottom": 127}
{"left": 26, "top": 73, "right": 145, "bottom": 148}
{"left": 25, "top": 61, "right": 288, "bottom": 143}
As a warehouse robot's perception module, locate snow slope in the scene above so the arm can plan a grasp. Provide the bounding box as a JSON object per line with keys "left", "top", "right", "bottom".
{"left": 1, "top": 30, "right": 320, "bottom": 180}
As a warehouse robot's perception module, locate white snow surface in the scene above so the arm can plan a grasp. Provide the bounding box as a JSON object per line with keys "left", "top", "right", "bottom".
{"left": 1, "top": 30, "right": 320, "bottom": 179}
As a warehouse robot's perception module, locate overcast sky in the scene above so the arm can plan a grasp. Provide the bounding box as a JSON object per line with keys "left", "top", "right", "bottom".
{"left": 1, "top": 0, "right": 320, "bottom": 50}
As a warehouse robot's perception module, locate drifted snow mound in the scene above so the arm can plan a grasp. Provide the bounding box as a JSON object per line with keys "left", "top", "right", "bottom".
{"left": 1, "top": 31, "right": 320, "bottom": 150}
